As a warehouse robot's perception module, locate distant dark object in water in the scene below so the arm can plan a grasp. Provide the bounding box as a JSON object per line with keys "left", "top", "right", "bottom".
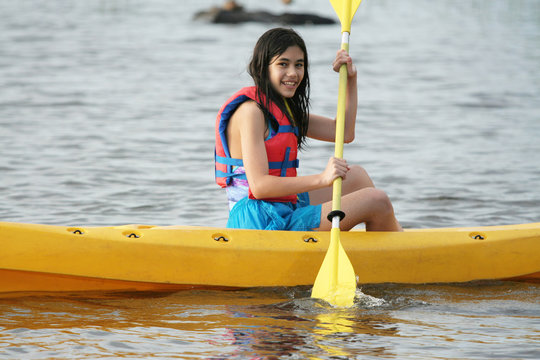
{"left": 194, "top": 8, "right": 336, "bottom": 25}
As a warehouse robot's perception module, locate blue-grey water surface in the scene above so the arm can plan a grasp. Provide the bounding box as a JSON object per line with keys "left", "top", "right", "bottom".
{"left": 0, "top": 0, "right": 539, "bottom": 358}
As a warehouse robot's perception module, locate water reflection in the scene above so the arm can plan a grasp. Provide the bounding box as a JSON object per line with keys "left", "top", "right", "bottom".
{"left": 311, "top": 312, "right": 389, "bottom": 359}
{"left": 0, "top": 282, "right": 538, "bottom": 358}
{"left": 209, "top": 326, "right": 307, "bottom": 360}
{"left": 208, "top": 290, "right": 405, "bottom": 359}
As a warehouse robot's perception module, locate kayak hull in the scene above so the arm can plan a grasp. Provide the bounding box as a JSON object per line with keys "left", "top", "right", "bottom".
{"left": 1, "top": 222, "right": 539, "bottom": 295}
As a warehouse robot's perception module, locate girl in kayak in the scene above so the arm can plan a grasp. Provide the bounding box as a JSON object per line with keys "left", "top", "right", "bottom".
{"left": 215, "top": 28, "right": 402, "bottom": 232}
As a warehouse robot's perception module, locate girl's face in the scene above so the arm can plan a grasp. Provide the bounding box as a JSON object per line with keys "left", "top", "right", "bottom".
{"left": 268, "top": 45, "right": 305, "bottom": 98}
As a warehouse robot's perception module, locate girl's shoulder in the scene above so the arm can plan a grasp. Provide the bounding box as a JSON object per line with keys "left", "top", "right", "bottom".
{"left": 231, "top": 99, "right": 264, "bottom": 120}
{"left": 229, "top": 99, "right": 268, "bottom": 140}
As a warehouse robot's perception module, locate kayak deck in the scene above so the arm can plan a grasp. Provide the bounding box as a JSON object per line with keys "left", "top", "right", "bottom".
{"left": 1, "top": 221, "right": 539, "bottom": 296}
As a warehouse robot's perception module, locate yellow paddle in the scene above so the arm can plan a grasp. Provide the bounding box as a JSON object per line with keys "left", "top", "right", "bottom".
{"left": 311, "top": 0, "right": 362, "bottom": 307}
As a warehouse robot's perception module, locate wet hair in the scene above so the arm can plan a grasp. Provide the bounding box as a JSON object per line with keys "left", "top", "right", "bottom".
{"left": 248, "top": 28, "right": 310, "bottom": 149}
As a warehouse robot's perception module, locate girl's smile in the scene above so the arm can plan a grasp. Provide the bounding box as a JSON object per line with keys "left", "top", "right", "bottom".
{"left": 268, "top": 45, "right": 305, "bottom": 98}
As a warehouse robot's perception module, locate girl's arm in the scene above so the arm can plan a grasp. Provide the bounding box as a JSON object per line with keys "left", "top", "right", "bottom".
{"left": 230, "top": 101, "right": 349, "bottom": 199}
{"left": 307, "top": 49, "right": 358, "bottom": 143}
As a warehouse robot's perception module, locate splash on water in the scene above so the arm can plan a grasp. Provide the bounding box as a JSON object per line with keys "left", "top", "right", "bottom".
{"left": 355, "top": 288, "right": 387, "bottom": 308}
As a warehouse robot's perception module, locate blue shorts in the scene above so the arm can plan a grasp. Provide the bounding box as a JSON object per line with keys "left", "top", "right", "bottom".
{"left": 227, "top": 192, "right": 322, "bottom": 231}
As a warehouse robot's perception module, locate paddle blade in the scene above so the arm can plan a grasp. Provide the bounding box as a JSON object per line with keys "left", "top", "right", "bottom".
{"left": 330, "top": 0, "right": 363, "bottom": 32}
{"left": 311, "top": 228, "right": 357, "bottom": 307}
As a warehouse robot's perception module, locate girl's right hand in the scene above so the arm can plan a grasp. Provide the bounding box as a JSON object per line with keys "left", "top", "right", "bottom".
{"left": 320, "top": 157, "right": 350, "bottom": 187}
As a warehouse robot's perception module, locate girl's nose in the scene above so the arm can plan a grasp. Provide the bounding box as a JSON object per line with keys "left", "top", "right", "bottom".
{"left": 287, "top": 66, "right": 297, "bottom": 77}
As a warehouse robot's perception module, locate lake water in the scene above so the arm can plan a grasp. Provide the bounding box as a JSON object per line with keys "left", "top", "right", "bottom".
{"left": 0, "top": 0, "right": 539, "bottom": 358}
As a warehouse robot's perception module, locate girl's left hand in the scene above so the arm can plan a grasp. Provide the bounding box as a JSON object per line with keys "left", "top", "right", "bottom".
{"left": 332, "top": 49, "right": 357, "bottom": 78}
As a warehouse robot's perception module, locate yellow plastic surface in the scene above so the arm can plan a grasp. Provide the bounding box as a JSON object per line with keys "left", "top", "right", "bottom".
{"left": 330, "top": 0, "right": 363, "bottom": 33}
{"left": 1, "top": 221, "right": 539, "bottom": 294}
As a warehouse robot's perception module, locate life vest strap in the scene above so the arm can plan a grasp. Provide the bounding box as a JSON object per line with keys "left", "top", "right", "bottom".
{"left": 215, "top": 169, "right": 248, "bottom": 180}
{"left": 216, "top": 154, "right": 299, "bottom": 171}
{"left": 274, "top": 125, "right": 299, "bottom": 136}
{"left": 270, "top": 158, "right": 298, "bottom": 170}
{"left": 280, "top": 147, "right": 291, "bottom": 177}
{"left": 215, "top": 154, "right": 244, "bottom": 166}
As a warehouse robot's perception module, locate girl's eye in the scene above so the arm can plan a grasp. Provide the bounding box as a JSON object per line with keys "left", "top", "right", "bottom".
{"left": 296, "top": 63, "right": 304, "bottom": 68}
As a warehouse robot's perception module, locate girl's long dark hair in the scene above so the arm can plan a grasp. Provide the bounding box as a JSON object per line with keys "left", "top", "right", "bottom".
{"left": 248, "top": 28, "right": 310, "bottom": 149}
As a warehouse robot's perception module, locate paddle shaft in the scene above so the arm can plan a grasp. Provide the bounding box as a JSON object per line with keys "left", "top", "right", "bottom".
{"left": 311, "top": 0, "right": 361, "bottom": 307}
{"left": 330, "top": 31, "right": 350, "bottom": 287}
{"left": 331, "top": 32, "right": 350, "bottom": 221}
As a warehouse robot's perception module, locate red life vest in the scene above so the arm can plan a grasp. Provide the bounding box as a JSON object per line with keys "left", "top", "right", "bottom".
{"left": 215, "top": 86, "right": 299, "bottom": 203}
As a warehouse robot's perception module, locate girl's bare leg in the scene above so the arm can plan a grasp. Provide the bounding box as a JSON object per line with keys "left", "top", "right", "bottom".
{"left": 309, "top": 165, "right": 374, "bottom": 204}
{"left": 310, "top": 165, "right": 402, "bottom": 231}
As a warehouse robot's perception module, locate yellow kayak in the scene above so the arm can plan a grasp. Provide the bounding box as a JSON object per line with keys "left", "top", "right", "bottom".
{"left": 1, "top": 221, "right": 539, "bottom": 296}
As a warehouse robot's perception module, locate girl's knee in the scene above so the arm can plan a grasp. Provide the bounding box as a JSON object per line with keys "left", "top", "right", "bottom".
{"left": 363, "top": 188, "right": 401, "bottom": 231}
{"left": 348, "top": 165, "right": 368, "bottom": 179}
{"left": 342, "top": 187, "right": 399, "bottom": 231}
{"left": 365, "top": 188, "right": 394, "bottom": 215}
{"left": 345, "top": 165, "right": 374, "bottom": 190}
